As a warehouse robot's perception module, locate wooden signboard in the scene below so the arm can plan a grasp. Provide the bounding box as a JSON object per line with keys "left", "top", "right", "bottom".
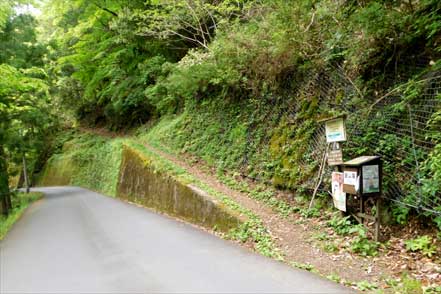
{"left": 328, "top": 149, "right": 343, "bottom": 166}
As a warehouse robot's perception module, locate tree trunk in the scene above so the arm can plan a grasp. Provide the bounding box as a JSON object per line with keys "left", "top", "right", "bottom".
{"left": 22, "top": 154, "right": 30, "bottom": 193}
{"left": 17, "top": 169, "right": 24, "bottom": 189}
{"left": 0, "top": 144, "right": 11, "bottom": 215}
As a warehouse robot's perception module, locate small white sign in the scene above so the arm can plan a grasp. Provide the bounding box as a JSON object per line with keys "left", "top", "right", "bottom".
{"left": 332, "top": 172, "right": 346, "bottom": 212}
{"left": 325, "top": 118, "right": 346, "bottom": 143}
{"left": 343, "top": 171, "right": 357, "bottom": 186}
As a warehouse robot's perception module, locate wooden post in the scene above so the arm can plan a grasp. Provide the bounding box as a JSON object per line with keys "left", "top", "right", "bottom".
{"left": 359, "top": 195, "right": 364, "bottom": 226}
{"left": 374, "top": 198, "right": 381, "bottom": 242}
{"left": 0, "top": 145, "right": 11, "bottom": 215}
{"left": 308, "top": 143, "right": 330, "bottom": 210}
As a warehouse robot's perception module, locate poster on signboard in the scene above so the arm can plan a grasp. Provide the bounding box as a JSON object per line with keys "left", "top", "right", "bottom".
{"left": 343, "top": 170, "right": 357, "bottom": 186}
{"left": 362, "top": 165, "right": 380, "bottom": 193}
{"left": 325, "top": 118, "right": 346, "bottom": 143}
{"left": 332, "top": 172, "right": 346, "bottom": 211}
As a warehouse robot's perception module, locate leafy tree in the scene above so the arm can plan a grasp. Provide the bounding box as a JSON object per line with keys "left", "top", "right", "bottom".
{"left": 0, "top": 65, "right": 52, "bottom": 214}
{"left": 0, "top": 13, "right": 46, "bottom": 68}
{"left": 0, "top": 6, "right": 53, "bottom": 215}
{"left": 42, "top": 0, "right": 259, "bottom": 128}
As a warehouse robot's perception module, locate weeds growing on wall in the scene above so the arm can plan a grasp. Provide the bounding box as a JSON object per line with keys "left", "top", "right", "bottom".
{"left": 39, "top": 133, "right": 124, "bottom": 196}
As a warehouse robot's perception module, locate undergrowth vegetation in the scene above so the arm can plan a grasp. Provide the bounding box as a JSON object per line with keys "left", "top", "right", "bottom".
{"left": 39, "top": 133, "right": 123, "bottom": 196}
{"left": 327, "top": 214, "right": 380, "bottom": 257}
{"left": 405, "top": 235, "right": 437, "bottom": 257}
{"left": 0, "top": 192, "right": 43, "bottom": 240}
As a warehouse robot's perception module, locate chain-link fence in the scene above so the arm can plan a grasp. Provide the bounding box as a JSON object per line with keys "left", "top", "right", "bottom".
{"left": 349, "top": 74, "right": 441, "bottom": 215}
{"left": 240, "top": 65, "right": 441, "bottom": 216}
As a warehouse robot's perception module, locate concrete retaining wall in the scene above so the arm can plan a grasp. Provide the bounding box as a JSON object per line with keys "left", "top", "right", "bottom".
{"left": 117, "top": 146, "right": 243, "bottom": 232}
{"left": 38, "top": 141, "right": 244, "bottom": 233}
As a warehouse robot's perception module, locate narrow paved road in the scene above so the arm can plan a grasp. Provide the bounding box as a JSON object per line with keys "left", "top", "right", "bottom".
{"left": 1, "top": 187, "right": 354, "bottom": 293}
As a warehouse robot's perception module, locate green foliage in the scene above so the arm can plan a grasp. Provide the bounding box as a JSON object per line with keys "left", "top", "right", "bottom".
{"left": 130, "top": 0, "right": 440, "bottom": 217}
{"left": 290, "top": 262, "right": 316, "bottom": 272}
{"left": 313, "top": 232, "right": 329, "bottom": 241}
{"left": 0, "top": 63, "right": 53, "bottom": 213}
{"left": 399, "top": 274, "right": 423, "bottom": 294}
{"left": 391, "top": 204, "right": 411, "bottom": 225}
{"left": 0, "top": 14, "right": 46, "bottom": 68}
{"left": 323, "top": 242, "right": 338, "bottom": 253}
{"left": 327, "top": 215, "right": 353, "bottom": 235}
{"left": 0, "top": 4, "right": 55, "bottom": 214}
{"left": 384, "top": 275, "right": 425, "bottom": 294}
{"left": 350, "top": 233, "right": 379, "bottom": 257}
{"left": 355, "top": 280, "right": 378, "bottom": 292}
{"left": 300, "top": 207, "right": 321, "bottom": 218}
{"left": 326, "top": 273, "right": 341, "bottom": 283}
{"left": 421, "top": 143, "right": 441, "bottom": 217}
{"left": 405, "top": 235, "right": 437, "bottom": 257}
{"left": 33, "top": 0, "right": 441, "bottom": 228}
{"left": 426, "top": 286, "right": 441, "bottom": 294}
{"left": 43, "top": 133, "right": 124, "bottom": 196}
{"left": 327, "top": 214, "right": 379, "bottom": 256}
{"left": 0, "top": 1, "right": 32, "bottom": 30}
{"left": 0, "top": 192, "right": 43, "bottom": 239}
{"left": 43, "top": 0, "right": 257, "bottom": 128}
{"left": 228, "top": 217, "right": 282, "bottom": 259}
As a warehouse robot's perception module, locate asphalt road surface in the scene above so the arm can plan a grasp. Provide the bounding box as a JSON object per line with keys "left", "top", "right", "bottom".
{"left": 1, "top": 186, "right": 354, "bottom": 293}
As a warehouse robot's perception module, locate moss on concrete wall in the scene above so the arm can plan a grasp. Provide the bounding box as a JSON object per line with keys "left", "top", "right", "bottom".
{"left": 117, "top": 146, "right": 243, "bottom": 233}
{"left": 38, "top": 154, "right": 76, "bottom": 186}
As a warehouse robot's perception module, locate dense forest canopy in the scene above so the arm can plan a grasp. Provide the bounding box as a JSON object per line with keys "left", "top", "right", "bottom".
{"left": 0, "top": 0, "right": 440, "bottom": 226}
{"left": 40, "top": 0, "right": 441, "bottom": 127}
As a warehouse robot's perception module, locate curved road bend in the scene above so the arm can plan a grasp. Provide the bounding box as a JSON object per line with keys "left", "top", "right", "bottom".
{"left": 1, "top": 186, "right": 354, "bottom": 293}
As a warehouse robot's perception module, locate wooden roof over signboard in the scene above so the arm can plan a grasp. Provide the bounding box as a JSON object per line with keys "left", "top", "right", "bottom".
{"left": 344, "top": 156, "right": 380, "bottom": 166}
{"left": 317, "top": 114, "right": 347, "bottom": 123}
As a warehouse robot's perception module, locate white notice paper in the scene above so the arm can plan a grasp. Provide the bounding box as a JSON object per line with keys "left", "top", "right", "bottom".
{"left": 332, "top": 172, "right": 346, "bottom": 212}
{"left": 343, "top": 171, "right": 357, "bottom": 186}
